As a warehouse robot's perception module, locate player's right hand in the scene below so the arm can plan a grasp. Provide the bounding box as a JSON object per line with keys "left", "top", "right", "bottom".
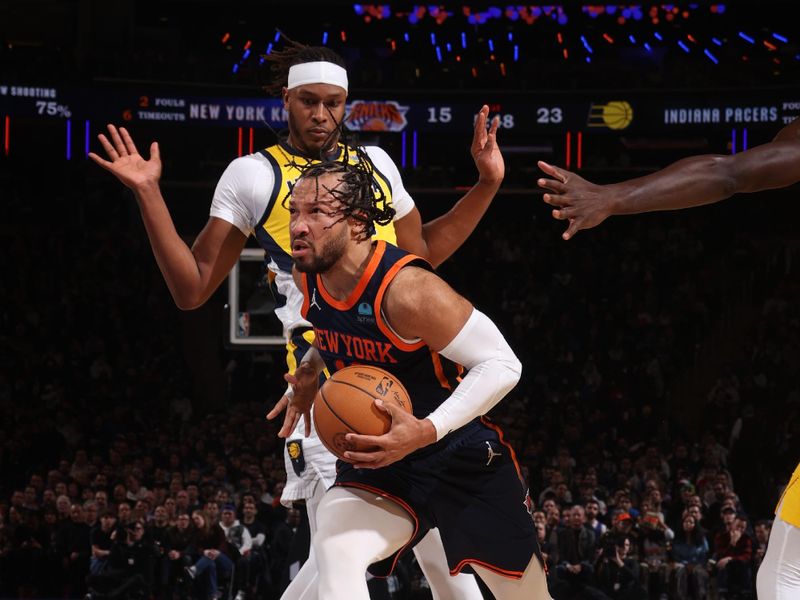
{"left": 537, "top": 160, "right": 612, "bottom": 240}
{"left": 89, "top": 124, "right": 162, "bottom": 191}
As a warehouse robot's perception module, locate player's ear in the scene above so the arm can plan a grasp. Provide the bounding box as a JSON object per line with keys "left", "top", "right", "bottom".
{"left": 347, "top": 213, "right": 372, "bottom": 241}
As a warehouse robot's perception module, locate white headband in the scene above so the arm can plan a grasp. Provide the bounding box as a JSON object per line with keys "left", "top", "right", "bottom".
{"left": 287, "top": 61, "right": 348, "bottom": 92}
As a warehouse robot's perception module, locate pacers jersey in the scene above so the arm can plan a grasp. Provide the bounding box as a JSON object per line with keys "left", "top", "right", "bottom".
{"left": 776, "top": 460, "right": 800, "bottom": 527}
{"left": 299, "top": 240, "right": 466, "bottom": 424}
{"left": 255, "top": 141, "right": 397, "bottom": 274}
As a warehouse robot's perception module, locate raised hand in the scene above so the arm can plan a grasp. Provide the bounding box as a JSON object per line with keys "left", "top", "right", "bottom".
{"left": 472, "top": 105, "right": 504, "bottom": 186}
{"left": 266, "top": 362, "right": 319, "bottom": 438}
{"left": 537, "top": 160, "right": 613, "bottom": 240}
{"left": 342, "top": 399, "right": 435, "bottom": 469}
{"left": 89, "top": 124, "right": 161, "bottom": 191}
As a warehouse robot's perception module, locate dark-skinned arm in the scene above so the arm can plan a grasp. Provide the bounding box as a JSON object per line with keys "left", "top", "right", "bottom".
{"left": 538, "top": 117, "right": 800, "bottom": 240}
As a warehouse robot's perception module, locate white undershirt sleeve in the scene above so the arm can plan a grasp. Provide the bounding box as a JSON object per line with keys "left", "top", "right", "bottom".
{"left": 210, "top": 155, "right": 274, "bottom": 235}
{"left": 425, "top": 309, "right": 522, "bottom": 441}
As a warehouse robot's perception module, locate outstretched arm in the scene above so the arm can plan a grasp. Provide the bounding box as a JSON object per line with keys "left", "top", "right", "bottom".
{"left": 90, "top": 125, "right": 247, "bottom": 308}
{"left": 538, "top": 117, "right": 800, "bottom": 240}
{"left": 394, "top": 105, "right": 503, "bottom": 266}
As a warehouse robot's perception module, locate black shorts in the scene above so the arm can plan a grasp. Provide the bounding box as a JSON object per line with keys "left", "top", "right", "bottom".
{"left": 334, "top": 418, "right": 540, "bottom": 579}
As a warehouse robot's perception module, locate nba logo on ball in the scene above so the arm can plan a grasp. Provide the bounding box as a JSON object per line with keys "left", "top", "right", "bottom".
{"left": 376, "top": 377, "right": 393, "bottom": 396}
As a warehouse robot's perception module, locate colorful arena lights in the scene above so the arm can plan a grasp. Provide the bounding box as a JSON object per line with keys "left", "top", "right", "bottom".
{"left": 66, "top": 119, "right": 72, "bottom": 160}
{"left": 704, "top": 49, "right": 719, "bottom": 64}
{"left": 738, "top": 31, "right": 756, "bottom": 44}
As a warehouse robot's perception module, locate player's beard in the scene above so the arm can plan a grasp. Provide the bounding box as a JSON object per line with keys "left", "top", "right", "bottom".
{"left": 293, "top": 228, "right": 348, "bottom": 274}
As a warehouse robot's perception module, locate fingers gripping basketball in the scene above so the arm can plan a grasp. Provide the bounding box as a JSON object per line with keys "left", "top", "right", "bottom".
{"left": 313, "top": 365, "right": 412, "bottom": 461}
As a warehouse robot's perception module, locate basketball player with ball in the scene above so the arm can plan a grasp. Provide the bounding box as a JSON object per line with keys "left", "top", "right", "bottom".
{"left": 270, "top": 156, "right": 551, "bottom": 600}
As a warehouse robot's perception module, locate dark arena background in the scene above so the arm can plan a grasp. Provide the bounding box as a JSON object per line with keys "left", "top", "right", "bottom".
{"left": 1, "top": 1, "right": 798, "bottom": 599}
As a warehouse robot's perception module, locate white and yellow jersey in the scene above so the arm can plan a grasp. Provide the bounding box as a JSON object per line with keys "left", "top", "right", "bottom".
{"left": 776, "top": 461, "right": 800, "bottom": 528}
{"left": 210, "top": 141, "right": 414, "bottom": 336}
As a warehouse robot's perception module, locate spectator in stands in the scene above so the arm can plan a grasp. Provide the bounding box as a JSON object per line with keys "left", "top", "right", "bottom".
{"left": 56, "top": 503, "right": 90, "bottom": 597}
{"left": 86, "top": 519, "right": 154, "bottom": 600}
{"left": 93, "top": 491, "right": 109, "bottom": 515}
{"left": 639, "top": 502, "right": 673, "bottom": 599}
{"left": 586, "top": 499, "right": 608, "bottom": 540}
{"left": 550, "top": 504, "right": 603, "bottom": 599}
{"left": 240, "top": 498, "right": 270, "bottom": 597}
{"left": 163, "top": 497, "right": 177, "bottom": 525}
{"left": 116, "top": 501, "right": 133, "bottom": 530}
{"left": 164, "top": 513, "right": 197, "bottom": 594}
{"left": 203, "top": 500, "right": 220, "bottom": 527}
{"left": 83, "top": 501, "right": 99, "bottom": 531}
{"left": 752, "top": 519, "right": 771, "bottom": 574}
{"left": 711, "top": 507, "right": 753, "bottom": 598}
{"left": 90, "top": 510, "right": 116, "bottom": 575}
{"left": 56, "top": 495, "right": 72, "bottom": 524}
{"left": 184, "top": 509, "right": 233, "bottom": 600}
{"left": 148, "top": 505, "right": 171, "bottom": 598}
{"left": 670, "top": 513, "right": 709, "bottom": 600}
{"left": 596, "top": 533, "right": 647, "bottom": 600}
{"left": 219, "top": 504, "right": 252, "bottom": 600}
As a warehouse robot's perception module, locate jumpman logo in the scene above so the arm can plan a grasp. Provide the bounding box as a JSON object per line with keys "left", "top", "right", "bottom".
{"left": 310, "top": 289, "right": 322, "bottom": 311}
{"left": 485, "top": 441, "right": 502, "bottom": 466}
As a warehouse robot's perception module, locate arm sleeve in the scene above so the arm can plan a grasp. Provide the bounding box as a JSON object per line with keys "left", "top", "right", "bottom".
{"left": 210, "top": 155, "right": 274, "bottom": 236}
{"left": 364, "top": 145, "right": 415, "bottom": 220}
{"left": 425, "top": 309, "right": 522, "bottom": 440}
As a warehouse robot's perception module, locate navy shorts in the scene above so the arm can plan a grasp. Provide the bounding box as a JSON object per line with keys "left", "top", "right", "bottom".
{"left": 335, "top": 418, "right": 541, "bottom": 579}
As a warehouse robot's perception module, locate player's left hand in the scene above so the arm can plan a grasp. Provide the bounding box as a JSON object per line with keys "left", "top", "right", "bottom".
{"left": 471, "top": 105, "right": 504, "bottom": 187}
{"left": 343, "top": 399, "right": 436, "bottom": 468}
{"left": 266, "top": 362, "right": 318, "bottom": 438}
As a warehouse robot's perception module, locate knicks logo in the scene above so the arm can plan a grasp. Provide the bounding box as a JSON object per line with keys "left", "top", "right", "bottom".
{"left": 346, "top": 100, "right": 409, "bottom": 132}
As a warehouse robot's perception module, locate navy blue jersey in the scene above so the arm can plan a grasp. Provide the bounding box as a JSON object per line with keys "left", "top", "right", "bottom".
{"left": 300, "top": 240, "right": 466, "bottom": 422}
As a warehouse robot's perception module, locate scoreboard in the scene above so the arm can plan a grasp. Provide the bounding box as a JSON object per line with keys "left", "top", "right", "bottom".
{"left": 2, "top": 82, "right": 800, "bottom": 136}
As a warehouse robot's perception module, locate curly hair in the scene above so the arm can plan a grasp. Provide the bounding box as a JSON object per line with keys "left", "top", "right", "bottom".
{"left": 285, "top": 149, "right": 395, "bottom": 242}
{"left": 262, "top": 34, "right": 347, "bottom": 97}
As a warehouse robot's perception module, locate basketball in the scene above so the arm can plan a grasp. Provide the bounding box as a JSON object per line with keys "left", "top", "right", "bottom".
{"left": 313, "top": 365, "right": 413, "bottom": 462}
